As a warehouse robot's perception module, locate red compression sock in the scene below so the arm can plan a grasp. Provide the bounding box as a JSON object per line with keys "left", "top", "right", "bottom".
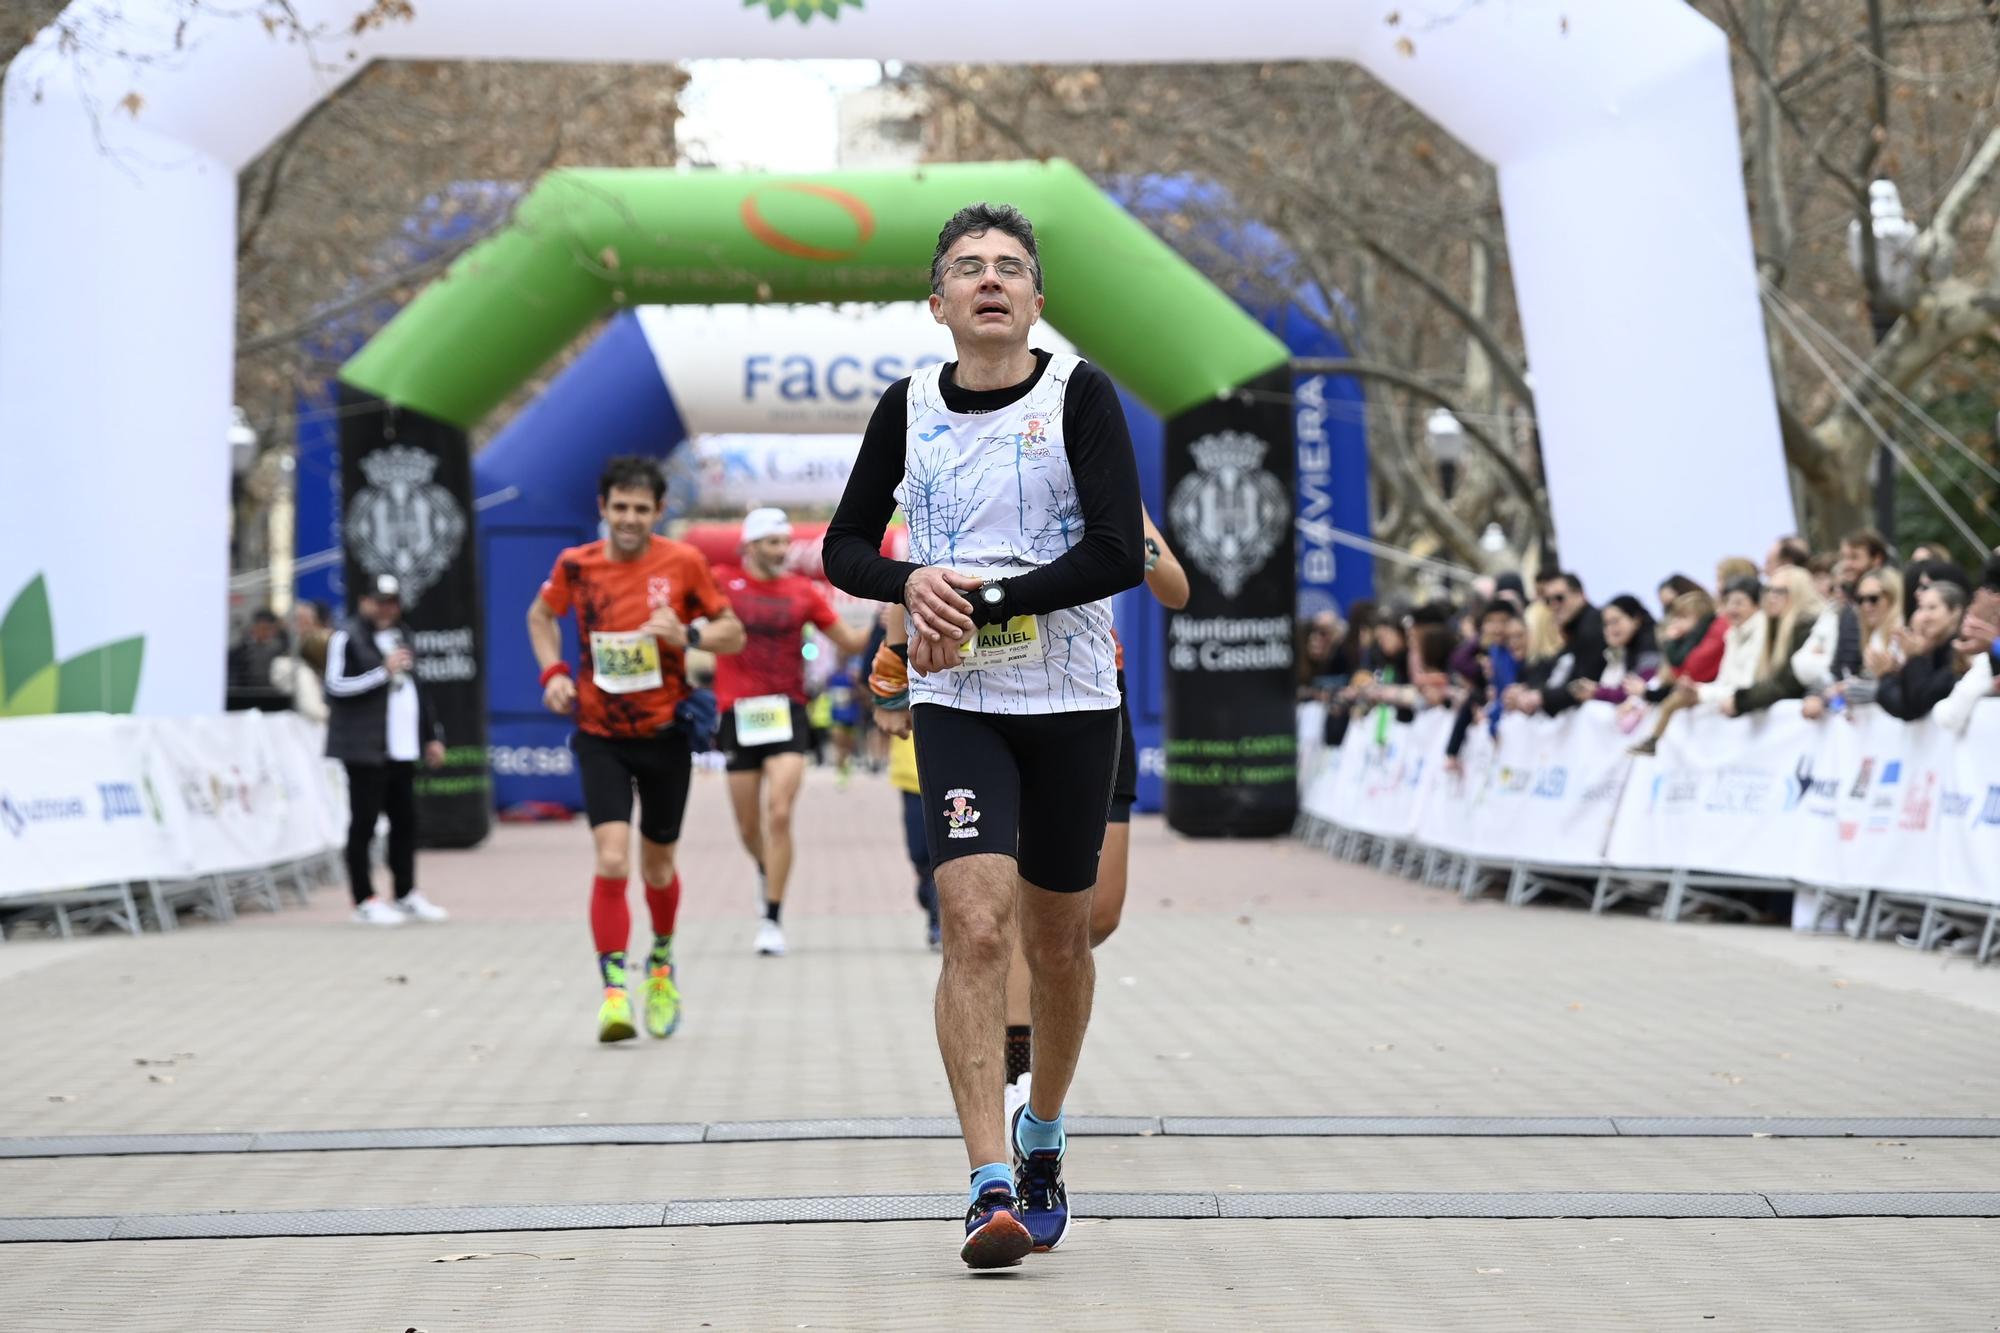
{"left": 590, "top": 875, "right": 630, "bottom": 955}
{"left": 644, "top": 875, "right": 681, "bottom": 938}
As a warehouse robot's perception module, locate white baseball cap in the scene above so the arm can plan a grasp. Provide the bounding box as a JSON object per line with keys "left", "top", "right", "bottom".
{"left": 741, "top": 507, "right": 791, "bottom": 544}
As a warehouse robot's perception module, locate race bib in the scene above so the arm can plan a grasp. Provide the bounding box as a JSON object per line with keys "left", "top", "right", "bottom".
{"left": 958, "top": 615, "right": 1046, "bottom": 671}
{"left": 589, "top": 630, "right": 663, "bottom": 695}
{"left": 732, "top": 694, "right": 794, "bottom": 746}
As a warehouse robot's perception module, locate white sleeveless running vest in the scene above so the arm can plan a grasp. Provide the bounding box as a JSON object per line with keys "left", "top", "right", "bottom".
{"left": 897, "top": 353, "right": 1120, "bottom": 715}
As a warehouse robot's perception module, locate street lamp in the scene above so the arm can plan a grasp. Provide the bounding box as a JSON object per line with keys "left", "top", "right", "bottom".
{"left": 1479, "top": 521, "right": 1508, "bottom": 556}
{"left": 1426, "top": 407, "right": 1466, "bottom": 501}
{"left": 1846, "top": 178, "right": 1920, "bottom": 543}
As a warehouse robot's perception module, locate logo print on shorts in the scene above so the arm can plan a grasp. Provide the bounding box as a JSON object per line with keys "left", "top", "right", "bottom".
{"left": 944, "top": 787, "right": 981, "bottom": 840}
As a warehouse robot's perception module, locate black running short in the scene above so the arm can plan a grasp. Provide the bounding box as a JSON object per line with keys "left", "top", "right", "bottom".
{"left": 1109, "top": 670, "right": 1137, "bottom": 825}
{"left": 716, "top": 699, "right": 813, "bottom": 773}
{"left": 571, "top": 728, "right": 693, "bottom": 846}
{"left": 910, "top": 702, "right": 1122, "bottom": 894}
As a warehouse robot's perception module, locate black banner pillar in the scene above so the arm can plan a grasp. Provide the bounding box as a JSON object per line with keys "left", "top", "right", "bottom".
{"left": 1162, "top": 368, "right": 1298, "bottom": 838}
{"left": 338, "top": 384, "right": 492, "bottom": 849}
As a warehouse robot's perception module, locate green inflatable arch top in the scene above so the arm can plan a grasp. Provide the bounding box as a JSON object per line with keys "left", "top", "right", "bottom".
{"left": 339, "top": 160, "right": 1289, "bottom": 427}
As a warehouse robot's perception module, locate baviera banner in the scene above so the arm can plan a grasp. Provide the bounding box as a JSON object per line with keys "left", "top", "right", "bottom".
{"left": 1162, "top": 368, "right": 1298, "bottom": 838}
{"left": 1298, "top": 699, "right": 2000, "bottom": 909}
{"left": 339, "top": 387, "right": 491, "bottom": 848}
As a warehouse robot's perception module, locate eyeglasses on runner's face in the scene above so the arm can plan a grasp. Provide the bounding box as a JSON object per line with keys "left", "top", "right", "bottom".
{"left": 942, "top": 256, "right": 1035, "bottom": 283}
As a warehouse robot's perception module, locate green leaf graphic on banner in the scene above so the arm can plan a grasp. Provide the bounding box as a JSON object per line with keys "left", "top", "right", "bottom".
{"left": 0, "top": 664, "right": 57, "bottom": 717}
{"left": 0, "top": 574, "right": 146, "bottom": 715}
{"left": 748, "top": 0, "right": 862, "bottom": 22}
{"left": 0, "top": 573, "right": 54, "bottom": 704}
{"left": 56, "top": 638, "right": 145, "bottom": 714}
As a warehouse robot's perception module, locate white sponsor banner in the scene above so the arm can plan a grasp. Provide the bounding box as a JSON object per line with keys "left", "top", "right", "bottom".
{"left": 0, "top": 712, "right": 342, "bottom": 900}
{"left": 1305, "top": 699, "right": 2000, "bottom": 909}
{"left": 1939, "top": 705, "right": 2000, "bottom": 906}
{"left": 638, "top": 303, "right": 1075, "bottom": 436}
{"left": 1314, "top": 707, "right": 1443, "bottom": 839}
{"left": 0, "top": 715, "right": 182, "bottom": 896}
{"left": 1606, "top": 705, "right": 1817, "bottom": 880}
{"left": 1461, "top": 705, "right": 1631, "bottom": 868}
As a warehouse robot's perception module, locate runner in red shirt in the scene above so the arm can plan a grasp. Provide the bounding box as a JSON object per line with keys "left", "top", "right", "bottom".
{"left": 713, "top": 507, "right": 870, "bottom": 957}
{"left": 528, "top": 457, "right": 745, "bottom": 1043}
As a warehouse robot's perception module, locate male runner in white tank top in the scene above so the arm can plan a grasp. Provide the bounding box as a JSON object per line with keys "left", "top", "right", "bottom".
{"left": 825, "top": 203, "right": 1144, "bottom": 1269}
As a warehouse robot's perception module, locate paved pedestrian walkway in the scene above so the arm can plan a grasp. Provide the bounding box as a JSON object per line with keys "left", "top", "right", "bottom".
{"left": 5, "top": 765, "right": 2000, "bottom": 1329}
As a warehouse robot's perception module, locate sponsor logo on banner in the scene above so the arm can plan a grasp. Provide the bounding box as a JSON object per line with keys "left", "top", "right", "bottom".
{"left": 1785, "top": 755, "right": 1841, "bottom": 816}
{"left": 1850, "top": 757, "right": 1876, "bottom": 801}
{"left": 98, "top": 781, "right": 144, "bottom": 822}
{"left": 740, "top": 183, "right": 875, "bottom": 262}
{"left": 1532, "top": 767, "right": 1568, "bottom": 800}
{"left": 1169, "top": 431, "right": 1289, "bottom": 599}
{"left": 1942, "top": 788, "right": 1973, "bottom": 820}
{"left": 0, "top": 791, "right": 88, "bottom": 837}
{"left": 1867, "top": 759, "right": 1902, "bottom": 833}
{"left": 1703, "top": 766, "right": 1773, "bottom": 817}
{"left": 1293, "top": 375, "right": 1338, "bottom": 619}
{"left": 1981, "top": 784, "right": 2000, "bottom": 826}
{"left": 490, "top": 745, "right": 575, "bottom": 777}
{"left": 345, "top": 446, "right": 468, "bottom": 609}
{"left": 1899, "top": 771, "right": 1937, "bottom": 832}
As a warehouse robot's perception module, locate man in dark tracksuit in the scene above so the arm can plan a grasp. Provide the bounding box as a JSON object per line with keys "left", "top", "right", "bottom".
{"left": 324, "top": 575, "right": 449, "bottom": 925}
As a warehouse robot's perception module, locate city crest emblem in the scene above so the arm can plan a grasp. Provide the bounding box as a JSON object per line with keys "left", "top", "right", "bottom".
{"left": 1168, "top": 430, "right": 1288, "bottom": 598}
{"left": 345, "top": 445, "right": 467, "bottom": 609}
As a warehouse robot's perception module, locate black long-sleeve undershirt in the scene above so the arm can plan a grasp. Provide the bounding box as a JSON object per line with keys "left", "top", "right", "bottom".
{"left": 821, "top": 350, "right": 1144, "bottom": 615}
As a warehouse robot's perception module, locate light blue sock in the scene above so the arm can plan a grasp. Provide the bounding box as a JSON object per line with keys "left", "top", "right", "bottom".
{"left": 1014, "top": 1106, "right": 1065, "bottom": 1157}
{"left": 969, "top": 1161, "right": 1012, "bottom": 1203}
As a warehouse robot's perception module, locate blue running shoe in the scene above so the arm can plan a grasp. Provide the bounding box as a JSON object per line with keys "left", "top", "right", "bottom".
{"left": 961, "top": 1183, "right": 1032, "bottom": 1269}
{"left": 1011, "top": 1103, "right": 1071, "bottom": 1252}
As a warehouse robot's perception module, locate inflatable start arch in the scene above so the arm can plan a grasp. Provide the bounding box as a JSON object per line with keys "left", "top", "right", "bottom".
{"left": 1, "top": 0, "right": 1794, "bottom": 839}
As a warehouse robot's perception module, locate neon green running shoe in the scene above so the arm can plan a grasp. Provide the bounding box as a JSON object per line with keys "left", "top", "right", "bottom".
{"left": 644, "top": 964, "right": 681, "bottom": 1038}
{"left": 597, "top": 987, "right": 637, "bottom": 1043}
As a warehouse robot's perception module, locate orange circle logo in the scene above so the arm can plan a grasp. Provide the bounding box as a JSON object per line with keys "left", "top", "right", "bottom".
{"left": 740, "top": 184, "right": 877, "bottom": 261}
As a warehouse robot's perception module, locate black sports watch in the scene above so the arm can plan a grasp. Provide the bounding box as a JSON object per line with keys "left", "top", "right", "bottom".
{"left": 971, "top": 580, "right": 1010, "bottom": 628}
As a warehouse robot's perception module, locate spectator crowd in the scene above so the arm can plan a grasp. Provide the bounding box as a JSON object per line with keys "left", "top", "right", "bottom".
{"left": 1299, "top": 531, "right": 2000, "bottom": 765}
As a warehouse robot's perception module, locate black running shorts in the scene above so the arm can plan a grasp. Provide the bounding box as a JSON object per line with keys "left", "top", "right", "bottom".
{"left": 1109, "top": 670, "right": 1137, "bottom": 825}
{"left": 910, "top": 702, "right": 1122, "bottom": 893}
{"left": 716, "top": 700, "right": 814, "bottom": 773}
{"left": 571, "top": 728, "right": 693, "bottom": 846}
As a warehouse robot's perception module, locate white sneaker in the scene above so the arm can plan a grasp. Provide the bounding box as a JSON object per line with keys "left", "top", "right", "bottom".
{"left": 396, "top": 891, "right": 449, "bottom": 923}
{"left": 1003, "top": 1071, "right": 1031, "bottom": 1131}
{"left": 352, "top": 897, "right": 404, "bottom": 926}
{"left": 754, "top": 919, "right": 786, "bottom": 957}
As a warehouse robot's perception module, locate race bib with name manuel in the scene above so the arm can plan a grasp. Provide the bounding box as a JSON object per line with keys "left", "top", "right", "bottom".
{"left": 957, "top": 616, "right": 1046, "bottom": 671}
{"left": 589, "top": 630, "right": 664, "bottom": 695}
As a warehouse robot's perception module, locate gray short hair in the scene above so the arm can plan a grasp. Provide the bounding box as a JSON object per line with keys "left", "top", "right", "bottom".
{"left": 930, "top": 202, "right": 1042, "bottom": 293}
